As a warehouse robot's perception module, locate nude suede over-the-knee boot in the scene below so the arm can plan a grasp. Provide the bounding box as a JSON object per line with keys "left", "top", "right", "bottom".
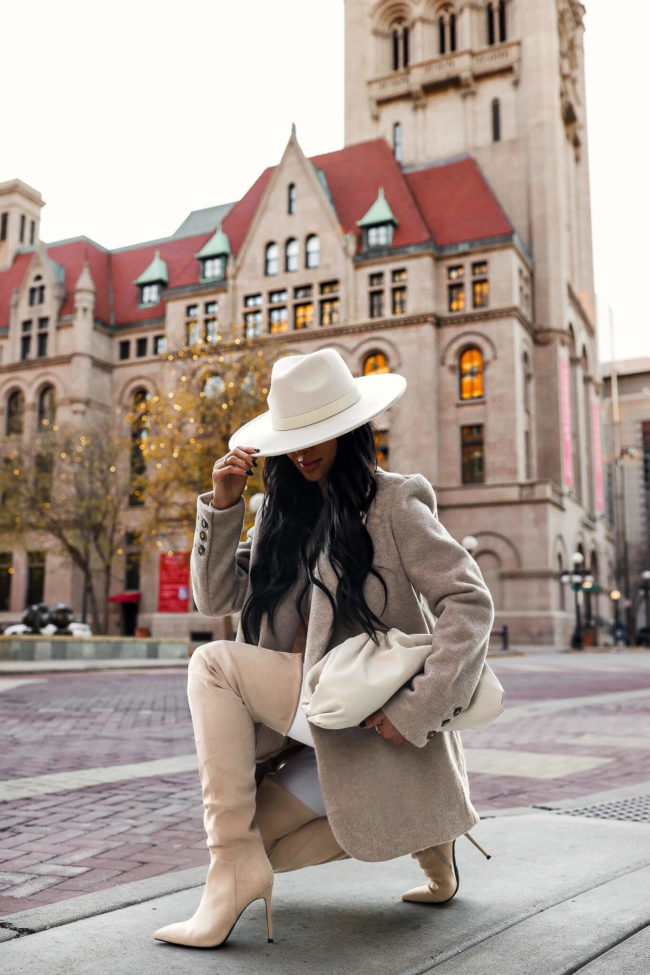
{"left": 154, "top": 641, "right": 302, "bottom": 949}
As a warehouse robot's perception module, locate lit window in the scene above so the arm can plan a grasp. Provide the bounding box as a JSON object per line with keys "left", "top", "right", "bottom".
{"left": 320, "top": 280, "right": 339, "bottom": 295}
{"left": 320, "top": 298, "right": 340, "bottom": 326}
{"left": 294, "top": 285, "right": 312, "bottom": 300}
{"left": 374, "top": 430, "right": 389, "bottom": 469}
{"left": 392, "top": 287, "right": 406, "bottom": 315}
{"left": 369, "top": 272, "right": 384, "bottom": 287}
{"left": 294, "top": 303, "right": 313, "bottom": 330}
{"left": 363, "top": 352, "right": 390, "bottom": 375}
{"left": 265, "top": 242, "right": 279, "bottom": 276}
{"left": 472, "top": 261, "right": 489, "bottom": 308}
{"left": 269, "top": 306, "right": 289, "bottom": 333}
{"left": 288, "top": 184, "right": 296, "bottom": 215}
{"left": 305, "top": 235, "right": 320, "bottom": 269}
{"left": 448, "top": 265, "right": 465, "bottom": 312}
{"left": 369, "top": 290, "right": 384, "bottom": 318}
{"left": 461, "top": 425, "right": 484, "bottom": 484}
{"left": 459, "top": 348, "right": 484, "bottom": 399}
{"left": 286, "top": 238, "right": 299, "bottom": 272}
{"left": 392, "top": 268, "right": 407, "bottom": 282}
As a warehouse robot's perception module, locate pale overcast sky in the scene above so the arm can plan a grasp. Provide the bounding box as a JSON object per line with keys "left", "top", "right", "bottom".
{"left": 2, "top": 0, "right": 647, "bottom": 363}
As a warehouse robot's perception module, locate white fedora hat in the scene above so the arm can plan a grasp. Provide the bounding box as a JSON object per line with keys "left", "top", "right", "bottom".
{"left": 228, "top": 348, "right": 406, "bottom": 457}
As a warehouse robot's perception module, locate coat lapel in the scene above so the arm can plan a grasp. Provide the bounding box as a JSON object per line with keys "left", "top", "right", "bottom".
{"left": 304, "top": 553, "right": 339, "bottom": 670}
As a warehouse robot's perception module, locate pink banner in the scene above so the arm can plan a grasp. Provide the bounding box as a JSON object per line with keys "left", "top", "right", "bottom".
{"left": 559, "top": 354, "right": 573, "bottom": 488}
{"left": 158, "top": 552, "right": 190, "bottom": 613}
{"left": 592, "top": 400, "right": 604, "bottom": 512}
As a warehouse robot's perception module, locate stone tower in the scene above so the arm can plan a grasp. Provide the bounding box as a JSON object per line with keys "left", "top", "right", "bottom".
{"left": 344, "top": 0, "right": 598, "bottom": 506}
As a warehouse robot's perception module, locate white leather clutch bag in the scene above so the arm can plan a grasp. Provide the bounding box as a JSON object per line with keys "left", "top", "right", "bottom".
{"left": 300, "top": 627, "right": 504, "bottom": 732}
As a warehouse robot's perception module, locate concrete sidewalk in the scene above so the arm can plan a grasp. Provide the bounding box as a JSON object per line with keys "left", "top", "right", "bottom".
{"left": 1, "top": 809, "right": 648, "bottom": 974}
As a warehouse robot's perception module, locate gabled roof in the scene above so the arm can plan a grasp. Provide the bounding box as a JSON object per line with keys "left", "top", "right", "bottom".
{"left": 358, "top": 187, "right": 399, "bottom": 228}
{"left": 195, "top": 225, "right": 231, "bottom": 260}
{"left": 1, "top": 139, "right": 514, "bottom": 331}
{"left": 133, "top": 250, "right": 169, "bottom": 286}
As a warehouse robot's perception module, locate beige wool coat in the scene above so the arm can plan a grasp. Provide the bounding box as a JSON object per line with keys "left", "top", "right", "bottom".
{"left": 190, "top": 468, "right": 495, "bottom": 861}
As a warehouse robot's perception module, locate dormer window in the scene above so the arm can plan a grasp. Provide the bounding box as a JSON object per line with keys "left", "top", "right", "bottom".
{"left": 357, "top": 188, "right": 398, "bottom": 252}
{"left": 134, "top": 250, "right": 168, "bottom": 307}
{"left": 195, "top": 224, "right": 231, "bottom": 282}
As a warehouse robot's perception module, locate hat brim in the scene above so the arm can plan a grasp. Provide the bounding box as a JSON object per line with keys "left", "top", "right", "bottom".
{"left": 228, "top": 373, "right": 407, "bottom": 457}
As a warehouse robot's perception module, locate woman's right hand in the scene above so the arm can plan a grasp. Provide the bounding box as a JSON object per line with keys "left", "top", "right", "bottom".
{"left": 211, "top": 446, "right": 259, "bottom": 510}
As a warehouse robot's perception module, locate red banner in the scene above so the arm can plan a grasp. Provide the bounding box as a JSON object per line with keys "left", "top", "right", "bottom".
{"left": 592, "top": 400, "right": 604, "bottom": 512}
{"left": 559, "top": 353, "right": 573, "bottom": 489}
{"left": 158, "top": 552, "right": 190, "bottom": 612}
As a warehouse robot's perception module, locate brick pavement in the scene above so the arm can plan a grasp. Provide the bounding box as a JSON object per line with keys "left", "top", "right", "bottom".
{"left": 1, "top": 654, "right": 649, "bottom": 918}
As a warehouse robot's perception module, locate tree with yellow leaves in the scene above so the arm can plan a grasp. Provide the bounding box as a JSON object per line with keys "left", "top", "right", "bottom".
{"left": 133, "top": 337, "right": 278, "bottom": 549}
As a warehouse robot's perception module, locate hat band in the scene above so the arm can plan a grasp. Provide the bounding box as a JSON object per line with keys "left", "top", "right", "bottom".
{"left": 272, "top": 387, "right": 361, "bottom": 431}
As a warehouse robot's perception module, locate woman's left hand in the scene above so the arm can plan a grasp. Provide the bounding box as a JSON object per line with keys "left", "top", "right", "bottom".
{"left": 362, "top": 710, "right": 408, "bottom": 745}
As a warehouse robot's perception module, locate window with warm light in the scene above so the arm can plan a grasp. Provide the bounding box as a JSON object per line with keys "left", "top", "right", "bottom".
{"left": 294, "top": 303, "right": 313, "bottom": 330}
{"left": 448, "top": 265, "right": 465, "bottom": 312}
{"left": 269, "top": 306, "right": 289, "bottom": 333}
{"left": 38, "top": 386, "right": 56, "bottom": 428}
{"left": 374, "top": 430, "right": 389, "bottom": 469}
{"left": 6, "top": 390, "right": 24, "bottom": 436}
{"left": 392, "top": 287, "right": 406, "bottom": 315}
{"left": 459, "top": 348, "right": 484, "bottom": 399}
{"left": 363, "top": 352, "right": 390, "bottom": 375}
{"left": 472, "top": 261, "right": 489, "bottom": 308}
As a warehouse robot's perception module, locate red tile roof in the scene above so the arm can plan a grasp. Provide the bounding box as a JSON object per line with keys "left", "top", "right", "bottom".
{"left": 406, "top": 156, "right": 512, "bottom": 246}
{"left": 0, "top": 141, "right": 513, "bottom": 331}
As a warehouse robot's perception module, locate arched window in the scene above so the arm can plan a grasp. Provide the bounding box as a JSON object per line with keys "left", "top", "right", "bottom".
{"left": 38, "top": 386, "right": 56, "bottom": 429}
{"left": 6, "top": 390, "right": 24, "bottom": 436}
{"left": 439, "top": 7, "right": 457, "bottom": 55}
{"left": 363, "top": 352, "right": 390, "bottom": 375}
{"left": 129, "top": 389, "right": 149, "bottom": 507}
{"left": 203, "top": 375, "right": 225, "bottom": 399}
{"left": 492, "top": 98, "right": 501, "bottom": 142}
{"left": 393, "top": 122, "right": 403, "bottom": 163}
{"left": 391, "top": 20, "right": 410, "bottom": 70}
{"left": 487, "top": 1, "right": 507, "bottom": 44}
{"left": 305, "top": 235, "right": 320, "bottom": 269}
{"left": 459, "top": 347, "right": 484, "bottom": 399}
{"left": 265, "top": 242, "right": 279, "bottom": 276}
{"left": 288, "top": 183, "right": 296, "bottom": 215}
{"left": 285, "top": 238, "right": 299, "bottom": 273}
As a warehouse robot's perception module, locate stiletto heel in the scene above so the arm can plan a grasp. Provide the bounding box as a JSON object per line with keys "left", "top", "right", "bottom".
{"left": 264, "top": 890, "right": 274, "bottom": 943}
{"left": 464, "top": 831, "right": 491, "bottom": 860}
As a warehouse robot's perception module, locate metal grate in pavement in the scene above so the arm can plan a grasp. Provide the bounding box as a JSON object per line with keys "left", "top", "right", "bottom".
{"left": 537, "top": 795, "right": 650, "bottom": 823}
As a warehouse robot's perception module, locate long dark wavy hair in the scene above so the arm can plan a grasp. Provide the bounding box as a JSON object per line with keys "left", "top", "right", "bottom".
{"left": 240, "top": 422, "right": 388, "bottom": 644}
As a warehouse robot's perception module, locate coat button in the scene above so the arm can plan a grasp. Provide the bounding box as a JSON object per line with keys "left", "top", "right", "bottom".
{"left": 441, "top": 718, "right": 450, "bottom": 726}
{"left": 453, "top": 707, "right": 462, "bottom": 716}
{"left": 199, "top": 531, "right": 207, "bottom": 541}
{"left": 201, "top": 518, "right": 209, "bottom": 529}
{"left": 197, "top": 545, "right": 206, "bottom": 555}
{"left": 426, "top": 730, "right": 436, "bottom": 740}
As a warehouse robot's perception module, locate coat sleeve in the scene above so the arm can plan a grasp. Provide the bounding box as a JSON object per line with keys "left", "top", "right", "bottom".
{"left": 381, "top": 475, "right": 495, "bottom": 747}
{"left": 190, "top": 493, "right": 255, "bottom": 618}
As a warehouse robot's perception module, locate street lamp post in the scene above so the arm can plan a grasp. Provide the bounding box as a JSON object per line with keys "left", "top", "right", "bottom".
{"left": 610, "top": 589, "right": 622, "bottom": 645}
{"left": 567, "top": 551, "right": 584, "bottom": 649}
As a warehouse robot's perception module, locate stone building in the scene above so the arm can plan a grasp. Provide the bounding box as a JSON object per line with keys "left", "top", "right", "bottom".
{"left": 600, "top": 358, "right": 650, "bottom": 629}
{"left": 0, "top": 0, "right": 610, "bottom": 644}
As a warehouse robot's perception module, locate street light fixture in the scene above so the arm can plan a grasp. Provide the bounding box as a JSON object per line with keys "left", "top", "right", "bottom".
{"left": 610, "top": 589, "right": 622, "bottom": 645}
{"left": 569, "top": 551, "right": 584, "bottom": 650}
